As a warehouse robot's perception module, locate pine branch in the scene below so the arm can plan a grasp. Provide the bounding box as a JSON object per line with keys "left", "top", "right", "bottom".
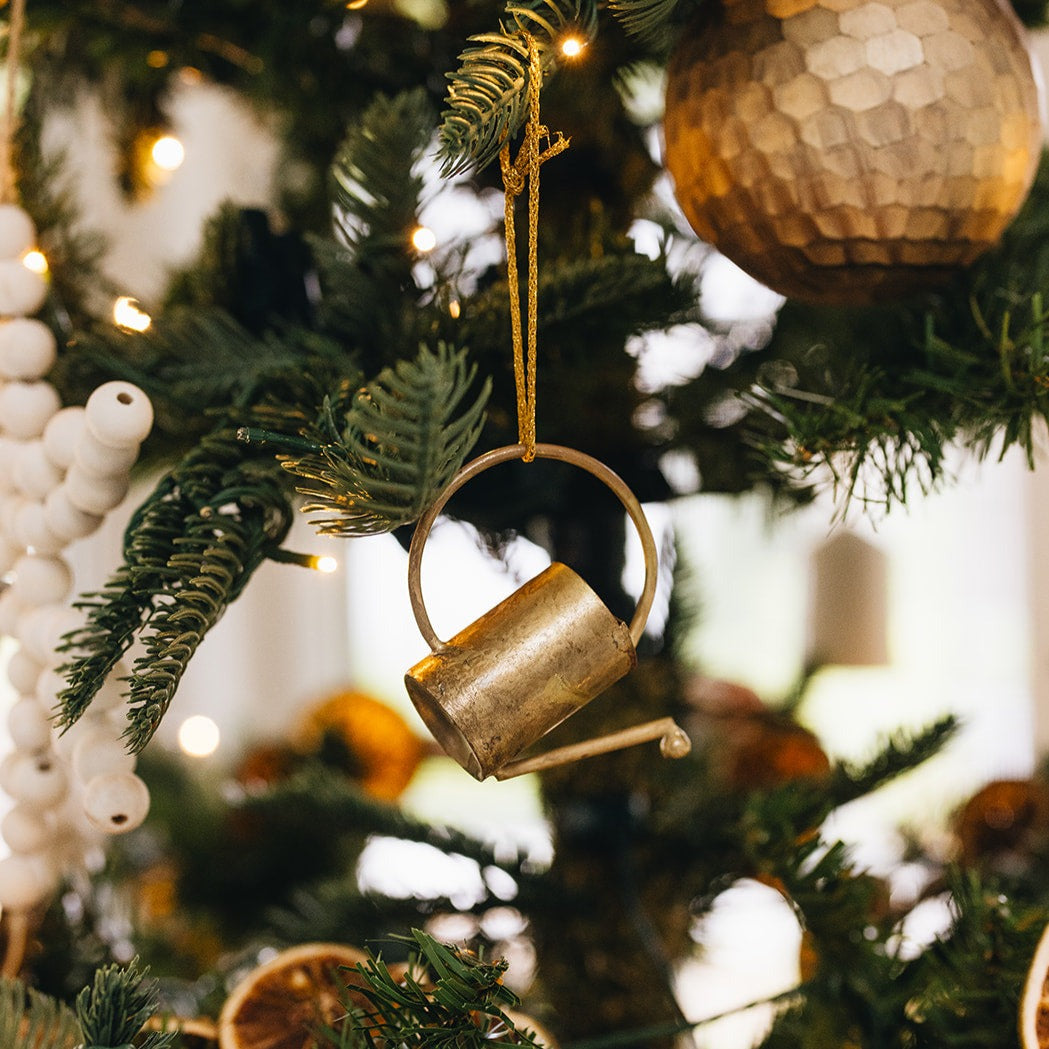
{"left": 529, "top": 251, "right": 700, "bottom": 333}
{"left": 55, "top": 481, "right": 192, "bottom": 728}
{"left": 898, "top": 868, "right": 1045, "bottom": 1048}
{"left": 739, "top": 359, "right": 946, "bottom": 516}
{"left": 72, "top": 307, "right": 348, "bottom": 423}
{"left": 0, "top": 978, "right": 81, "bottom": 1049}
{"left": 124, "top": 492, "right": 288, "bottom": 751}
{"left": 729, "top": 719, "right": 959, "bottom": 871}
{"left": 75, "top": 958, "right": 174, "bottom": 1049}
{"left": 752, "top": 838, "right": 908, "bottom": 1048}
{"left": 338, "top": 931, "right": 540, "bottom": 1048}
{"left": 607, "top": 0, "right": 692, "bottom": 48}
{"left": 331, "top": 88, "right": 434, "bottom": 262}
{"left": 313, "top": 89, "right": 444, "bottom": 361}
{"left": 827, "top": 716, "right": 959, "bottom": 807}
{"left": 459, "top": 250, "right": 701, "bottom": 358}
{"left": 737, "top": 152, "right": 1049, "bottom": 515}
{"left": 243, "top": 765, "right": 538, "bottom": 887}
{"left": 266, "top": 880, "right": 467, "bottom": 949}
{"left": 283, "top": 342, "right": 490, "bottom": 536}
{"left": 438, "top": 1, "right": 599, "bottom": 176}
{"left": 57, "top": 427, "right": 296, "bottom": 751}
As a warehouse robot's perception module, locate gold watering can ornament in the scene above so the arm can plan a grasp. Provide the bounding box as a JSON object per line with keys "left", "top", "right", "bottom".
{"left": 403, "top": 36, "right": 691, "bottom": 781}
{"left": 404, "top": 443, "right": 692, "bottom": 781}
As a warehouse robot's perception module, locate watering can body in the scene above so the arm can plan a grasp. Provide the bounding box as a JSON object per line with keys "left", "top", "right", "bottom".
{"left": 405, "top": 561, "right": 637, "bottom": 781}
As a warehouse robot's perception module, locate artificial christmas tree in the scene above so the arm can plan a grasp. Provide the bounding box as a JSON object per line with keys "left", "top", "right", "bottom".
{"left": 0, "top": 1, "right": 1048, "bottom": 1047}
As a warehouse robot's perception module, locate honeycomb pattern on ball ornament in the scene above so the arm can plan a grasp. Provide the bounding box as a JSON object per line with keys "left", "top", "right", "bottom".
{"left": 663, "top": 0, "right": 1044, "bottom": 305}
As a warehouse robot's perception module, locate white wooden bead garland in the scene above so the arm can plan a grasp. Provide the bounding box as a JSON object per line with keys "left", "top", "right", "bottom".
{"left": 0, "top": 203, "right": 155, "bottom": 920}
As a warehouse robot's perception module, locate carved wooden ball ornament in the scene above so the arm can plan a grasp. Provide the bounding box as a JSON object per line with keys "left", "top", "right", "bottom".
{"left": 663, "top": 0, "right": 1045, "bottom": 305}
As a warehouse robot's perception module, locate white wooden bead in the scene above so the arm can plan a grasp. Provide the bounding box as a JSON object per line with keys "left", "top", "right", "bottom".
{"left": 0, "top": 436, "right": 16, "bottom": 490}
{"left": 0, "top": 751, "right": 22, "bottom": 794}
{"left": 82, "top": 771, "right": 149, "bottom": 834}
{"left": 0, "top": 491, "right": 27, "bottom": 539}
{"left": 17, "top": 605, "right": 54, "bottom": 663}
{"left": 63, "top": 467, "right": 129, "bottom": 515}
{"left": 0, "top": 589, "right": 20, "bottom": 637}
{"left": 84, "top": 381, "right": 153, "bottom": 448}
{"left": 13, "top": 441, "right": 63, "bottom": 499}
{"left": 43, "top": 486, "right": 102, "bottom": 541}
{"left": 1, "top": 804, "right": 53, "bottom": 854}
{"left": 34, "top": 665, "right": 66, "bottom": 708}
{"left": 6, "top": 437, "right": 29, "bottom": 487}
{"left": 0, "top": 258, "right": 48, "bottom": 316}
{"left": 50, "top": 710, "right": 94, "bottom": 759}
{"left": 0, "top": 206, "right": 36, "bottom": 259}
{"left": 11, "top": 553, "right": 72, "bottom": 606}
{"left": 41, "top": 406, "right": 85, "bottom": 470}
{"left": 74, "top": 429, "right": 139, "bottom": 478}
{"left": 0, "top": 381, "right": 61, "bottom": 439}
{"left": 91, "top": 667, "right": 128, "bottom": 713}
{"left": 49, "top": 802, "right": 97, "bottom": 853}
{"left": 0, "top": 853, "right": 56, "bottom": 910}
{"left": 7, "top": 648, "right": 43, "bottom": 694}
{"left": 7, "top": 696, "right": 52, "bottom": 751}
{"left": 7, "top": 750, "right": 68, "bottom": 809}
{"left": 13, "top": 500, "right": 65, "bottom": 554}
{"left": 0, "top": 533, "right": 20, "bottom": 573}
{"left": 72, "top": 729, "right": 135, "bottom": 784}
{"left": 0, "top": 318, "right": 56, "bottom": 379}
{"left": 34, "top": 605, "right": 82, "bottom": 664}
{"left": 18, "top": 604, "right": 73, "bottom": 666}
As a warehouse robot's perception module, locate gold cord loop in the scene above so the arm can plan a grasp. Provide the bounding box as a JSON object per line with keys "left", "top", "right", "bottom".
{"left": 499, "top": 35, "right": 569, "bottom": 462}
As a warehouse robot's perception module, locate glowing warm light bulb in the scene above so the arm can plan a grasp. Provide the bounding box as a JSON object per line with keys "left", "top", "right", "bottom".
{"left": 346, "top": 0, "right": 368, "bottom": 7}
{"left": 448, "top": 299, "right": 461, "bottom": 319}
{"left": 313, "top": 555, "right": 339, "bottom": 574}
{"left": 151, "top": 134, "right": 185, "bottom": 172}
{"left": 411, "top": 225, "right": 437, "bottom": 253}
{"left": 178, "top": 715, "right": 220, "bottom": 758}
{"left": 560, "top": 36, "right": 585, "bottom": 58}
{"left": 113, "top": 296, "right": 152, "bottom": 333}
{"left": 21, "top": 250, "right": 48, "bottom": 274}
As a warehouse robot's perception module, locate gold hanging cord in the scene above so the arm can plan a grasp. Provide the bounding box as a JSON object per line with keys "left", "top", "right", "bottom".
{"left": 0, "top": 0, "right": 25, "bottom": 204}
{"left": 499, "top": 34, "right": 569, "bottom": 462}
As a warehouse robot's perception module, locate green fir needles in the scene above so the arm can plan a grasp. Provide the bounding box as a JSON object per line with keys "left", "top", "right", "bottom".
{"left": 438, "top": 1, "right": 599, "bottom": 175}
{"left": 0, "top": 978, "right": 80, "bottom": 1049}
{"left": 283, "top": 342, "right": 489, "bottom": 536}
{"left": 337, "top": 930, "right": 544, "bottom": 1048}
{"left": 607, "top": 0, "right": 693, "bottom": 48}
{"left": 56, "top": 427, "right": 296, "bottom": 753}
{"left": 331, "top": 88, "right": 434, "bottom": 264}
{"left": 75, "top": 958, "right": 173, "bottom": 1049}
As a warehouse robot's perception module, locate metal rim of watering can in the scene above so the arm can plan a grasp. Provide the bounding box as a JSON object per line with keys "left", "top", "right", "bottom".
{"left": 407, "top": 443, "right": 659, "bottom": 652}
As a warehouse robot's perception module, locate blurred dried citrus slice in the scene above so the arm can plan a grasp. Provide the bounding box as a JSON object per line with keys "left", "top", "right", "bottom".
{"left": 1020, "top": 922, "right": 1049, "bottom": 1049}
{"left": 217, "top": 942, "right": 372, "bottom": 1049}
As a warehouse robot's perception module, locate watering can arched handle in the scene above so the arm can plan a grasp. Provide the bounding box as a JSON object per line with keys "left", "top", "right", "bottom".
{"left": 406, "top": 443, "right": 691, "bottom": 779}
{"left": 407, "top": 443, "right": 658, "bottom": 650}
{"left": 409, "top": 446, "right": 654, "bottom": 650}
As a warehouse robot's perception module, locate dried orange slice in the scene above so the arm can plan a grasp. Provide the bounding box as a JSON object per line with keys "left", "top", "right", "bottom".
{"left": 217, "top": 942, "right": 373, "bottom": 1049}
{"left": 1020, "top": 921, "right": 1049, "bottom": 1049}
